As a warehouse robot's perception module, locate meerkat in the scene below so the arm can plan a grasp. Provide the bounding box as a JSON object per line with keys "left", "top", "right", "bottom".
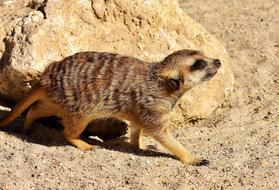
{"left": 0, "top": 49, "right": 221, "bottom": 165}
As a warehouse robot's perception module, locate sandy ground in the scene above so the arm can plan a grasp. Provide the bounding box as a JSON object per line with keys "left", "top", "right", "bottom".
{"left": 0, "top": 0, "right": 279, "bottom": 189}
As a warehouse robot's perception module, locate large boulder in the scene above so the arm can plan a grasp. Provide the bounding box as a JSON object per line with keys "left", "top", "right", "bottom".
{"left": 0, "top": 0, "right": 234, "bottom": 122}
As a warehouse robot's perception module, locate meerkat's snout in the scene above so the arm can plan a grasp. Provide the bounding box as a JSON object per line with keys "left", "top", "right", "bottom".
{"left": 213, "top": 59, "right": 221, "bottom": 68}
{"left": 203, "top": 58, "right": 221, "bottom": 81}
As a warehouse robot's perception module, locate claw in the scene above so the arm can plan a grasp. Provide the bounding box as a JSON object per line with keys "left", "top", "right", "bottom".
{"left": 181, "top": 157, "right": 210, "bottom": 166}
{"left": 195, "top": 159, "right": 210, "bottom": 166}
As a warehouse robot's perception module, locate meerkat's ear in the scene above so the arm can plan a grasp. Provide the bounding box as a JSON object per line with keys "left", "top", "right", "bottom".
{"left": 166, "top": 74, "right": 184, "bottom": 92}
{"left": 158, "top": 70, "right": 184, "bottom": 92}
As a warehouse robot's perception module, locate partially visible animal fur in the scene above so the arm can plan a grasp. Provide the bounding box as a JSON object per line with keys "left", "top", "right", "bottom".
{"left": 0, "top": 49, "right": 221, "bottom": 165}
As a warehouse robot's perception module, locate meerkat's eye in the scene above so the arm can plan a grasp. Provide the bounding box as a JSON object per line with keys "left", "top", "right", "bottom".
{"left": 190, "top": 60, "right": 207, "bottom": 71}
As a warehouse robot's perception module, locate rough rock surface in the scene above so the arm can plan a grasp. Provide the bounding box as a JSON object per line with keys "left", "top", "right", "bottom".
{"left": 0, "top": 0, "right": 233, "bottom": 120}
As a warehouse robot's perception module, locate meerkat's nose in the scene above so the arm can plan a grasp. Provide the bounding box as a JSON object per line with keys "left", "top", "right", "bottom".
{"left": 213, "top": 59, "right": 221, "bottom": 68}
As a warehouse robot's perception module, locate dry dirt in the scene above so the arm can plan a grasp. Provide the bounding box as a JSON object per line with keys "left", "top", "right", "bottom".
{"left": 0, "top": 0, "right": 278, "bottom": 189}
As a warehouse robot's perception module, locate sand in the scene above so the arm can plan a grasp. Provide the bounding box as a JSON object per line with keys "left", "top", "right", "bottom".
{"left": 0, "top": 0, "right": 278, "bottom": 189}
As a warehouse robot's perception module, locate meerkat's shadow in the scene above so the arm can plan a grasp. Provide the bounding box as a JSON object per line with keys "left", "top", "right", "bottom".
{"left": 83, "top": 136, "right": 177, "bottom": 160}
{"left": 0, "top": 117, "right": 69, "bottom": 147}
{"left": 0, "top": 115, "right": 176, "bottom": 160}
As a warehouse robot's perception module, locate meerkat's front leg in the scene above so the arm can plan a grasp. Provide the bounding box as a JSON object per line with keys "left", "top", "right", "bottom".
{"left": 129, "top": 127, "right": 143, "bottom": 149}
{"left": 149, "top": 127, "right": 209, "bottom": 166}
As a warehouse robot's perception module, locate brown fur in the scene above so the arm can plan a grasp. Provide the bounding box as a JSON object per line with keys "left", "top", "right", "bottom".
{"left": 0, "top": 49, "right": 221, "bottom": 165}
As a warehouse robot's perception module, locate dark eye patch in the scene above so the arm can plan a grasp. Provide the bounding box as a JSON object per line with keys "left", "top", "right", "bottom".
{"left": 190, "top": 60, "right": 207, "bottom": 71}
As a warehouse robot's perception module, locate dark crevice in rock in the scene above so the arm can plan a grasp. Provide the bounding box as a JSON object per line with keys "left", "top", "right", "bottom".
{"left": 0, "top": 38, "right": 15, "bottom": 70}
{"left": 27, "top": 0, "right": 48, "bottom": 19}
{"left": 37, "top": 0, "right": 47, "bottom": 19}
{"left": 91, "top": 0, "right": 107, "bottom": 21}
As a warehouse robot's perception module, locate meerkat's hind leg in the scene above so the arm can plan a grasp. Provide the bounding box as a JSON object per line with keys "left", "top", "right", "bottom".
{"left": 21, "top": 102, "right": 55, "bottom": 133}
{"left": 148, "top": 127, "right": 209, "bottom": 166}
{"left": 63, "top": 117, "right": 94, "bottom": 151}
{"left": 129, "top": 127, "right": 143, "bottom": 149}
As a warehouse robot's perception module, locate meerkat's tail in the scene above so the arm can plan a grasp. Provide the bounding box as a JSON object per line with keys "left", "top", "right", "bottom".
{"left": 0, "top": 87, "right": 44, "bottom": 127}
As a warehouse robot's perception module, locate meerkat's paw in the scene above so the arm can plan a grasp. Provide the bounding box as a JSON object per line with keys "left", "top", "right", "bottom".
{"left": 181, "top": 157, "right": 209, "bottom": 166}
{"left": 138, "top": 143, "right": 146, "bottom": 150}
{"left": 69, "top": 139, "right": 95, "bottom": 151}
{"left": 190, "top": 159, "right": 210, "bottom": 166}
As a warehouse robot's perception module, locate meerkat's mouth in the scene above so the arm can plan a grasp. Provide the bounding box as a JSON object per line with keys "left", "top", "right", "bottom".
{"left": 203, "top": 70, "right": 217, "bottom": 81}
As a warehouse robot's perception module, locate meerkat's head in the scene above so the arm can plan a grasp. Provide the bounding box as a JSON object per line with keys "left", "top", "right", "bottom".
{"left": 155, "top": 49, "right": 221, "bottom": 95}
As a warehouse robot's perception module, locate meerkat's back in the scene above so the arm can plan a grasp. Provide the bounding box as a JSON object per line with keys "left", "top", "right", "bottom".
{"left": 39, "top": 52, "right": 150, "bottom": 115}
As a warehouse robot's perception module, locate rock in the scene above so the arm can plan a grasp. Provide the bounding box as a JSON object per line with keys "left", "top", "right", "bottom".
{"left": 84, "top": 118, "right": 128, "bottom": 141}
{"left": 0, "top": 0, "right": 234, "bottom": 123}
